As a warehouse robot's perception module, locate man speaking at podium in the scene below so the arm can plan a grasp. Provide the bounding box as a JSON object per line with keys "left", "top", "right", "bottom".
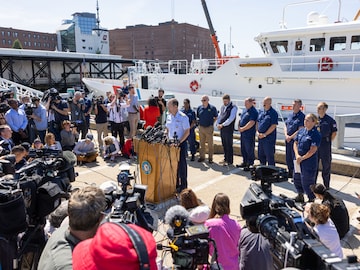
{"left": 166, "top": 98, "right": 190, "bottom": 193}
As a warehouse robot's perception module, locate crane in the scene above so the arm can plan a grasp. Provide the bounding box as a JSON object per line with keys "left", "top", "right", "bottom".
{"left": 201, "top": 0, "right": 223, "bottom": 59}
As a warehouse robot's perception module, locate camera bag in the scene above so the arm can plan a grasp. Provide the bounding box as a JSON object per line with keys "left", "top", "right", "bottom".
{"left": 0, "top": 189, "right": 27, "bottom": 235}
{"left": 36, "top": 181, "right": 67, "bottom": 217}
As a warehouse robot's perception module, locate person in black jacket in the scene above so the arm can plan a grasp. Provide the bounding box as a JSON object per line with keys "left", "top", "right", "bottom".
{"left": 310, "top": 183, "right": 349, "bottom": 239}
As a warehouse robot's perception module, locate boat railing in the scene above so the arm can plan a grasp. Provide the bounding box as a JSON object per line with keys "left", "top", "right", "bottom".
{"left": 276, "top": 53, "right": 360, "bottom": 73}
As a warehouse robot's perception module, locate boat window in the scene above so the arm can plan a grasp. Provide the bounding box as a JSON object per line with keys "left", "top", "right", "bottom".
{"left": 260, "top": 42, "right": 269, "bottom": 54}
{"left": 270, "top": 40, "right": 288, "bottom": 54}
{"left": 295, "top": 41, "right": 302, "bottom": 51}
{"left": 351, "top": 35, "right": 360, "bottom": 50}
{"left": 310, "top": 38, "right": 325, "bottom": 52}
{"left": 329, "top": 36, "right": 346, "bottom": 51}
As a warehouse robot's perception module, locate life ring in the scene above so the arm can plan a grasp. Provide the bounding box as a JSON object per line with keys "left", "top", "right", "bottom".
{"left": 318, "top": 57, "right": 333, "bottom": 71}
{"left": 189, "top": 80, "right": 199, "bottom": 92}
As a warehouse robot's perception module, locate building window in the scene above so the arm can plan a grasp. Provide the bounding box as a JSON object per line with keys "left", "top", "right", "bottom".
{"left": 2, "top": 39, "right": 5, "bottom": 45}
{"left": 295, "top": 40, "right": 302, "bottom": 51}
{"left": 1, "top": 31, "right": 4, "bottom": 36}
{"left": 7, "top": 32, "right": 11, "bottom": 37}
{"left": 8, "top": 40, "right": 11, "bottom": 45}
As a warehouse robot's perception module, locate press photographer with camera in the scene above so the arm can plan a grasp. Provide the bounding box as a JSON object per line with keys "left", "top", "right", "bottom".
{"left": 4, "top": 98, "right": 28, "bottom": 145}
{"left": 61, "top": 120, "right": 79, "bottom": 151}
{"left": 73, "top": 133, "right": 98, "bottom": 164}
{"left": 28, "top": 96, "right": 47, "bottom": 143}
{"left": 107, "top": 91, "right": 130, "bottom": 149}
{"left": 38, "top": 186, "right": 107, "bottom": 270}
{"left": 93, "top": 95, "right": 108, "bottom": 154}
{"left": 68, "top": 91, "right": 88, "bottom": 139}
{"left": 239, "top": 215, "right": 273, "bottom": 270}
{"left": 45, "top": 91, "right": 69, "bottom": 141}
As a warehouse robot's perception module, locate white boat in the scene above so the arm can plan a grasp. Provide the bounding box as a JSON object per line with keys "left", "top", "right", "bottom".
{"left": 83, "top": 4, "right": 360, "bottom": 116}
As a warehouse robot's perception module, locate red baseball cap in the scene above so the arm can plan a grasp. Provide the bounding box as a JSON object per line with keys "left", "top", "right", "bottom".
{"left": 72, "top": 222, "right": 157, "bottom": 270}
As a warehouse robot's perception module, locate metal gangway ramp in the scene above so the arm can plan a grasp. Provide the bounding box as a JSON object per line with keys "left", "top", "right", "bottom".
{"left": 0, "top": 77, "right": 44, "bottom": 99}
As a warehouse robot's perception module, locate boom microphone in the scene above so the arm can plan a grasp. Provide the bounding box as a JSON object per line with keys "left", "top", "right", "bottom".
{"left": 165, "top": 205, "right": 189, "bottom": 229}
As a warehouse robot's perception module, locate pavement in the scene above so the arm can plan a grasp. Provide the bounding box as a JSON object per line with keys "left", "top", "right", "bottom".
{"left": 73, "top": 129, "right": 360, "bottom": 268}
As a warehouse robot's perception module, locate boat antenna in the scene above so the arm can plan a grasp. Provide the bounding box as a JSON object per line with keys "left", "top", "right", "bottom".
{"left": 281, "top": 0, "right": 341, "bottom": 28}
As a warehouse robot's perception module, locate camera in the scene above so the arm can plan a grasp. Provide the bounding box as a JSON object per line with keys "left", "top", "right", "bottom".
{"left": 105, "top": 164, "right": 157, "bottom": 233}
{"left": 159, "top": 205, "right": 222, "bottom": 270}
{"left": 41, "top": 88, "right": 60, "bottom": 103}
{"left": 24, "top": 102, "right": 37, "bottom": 116}
{"left": 92, "top": 96, "right": 103, "bottom": 105}
{"left": 0, "top": 89, "right": 14, "bottom": 103}
{"left": 0, "top": 102, "right": 10, "bottom": 114}
{"left": 240, "top": 165, "right": 360, "bottom": 270}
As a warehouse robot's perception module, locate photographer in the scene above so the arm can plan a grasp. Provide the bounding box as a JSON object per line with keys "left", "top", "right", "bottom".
{"left": 29, "top": 97, "right": 47, "bottom": 143}
{"left": 93, "top": 95, "right": 108, "bottom": 154}
{"left": 73, "top": 133, "right": 98, "bottom": 164}
{"left": 4, "top": 98, "right": 28, "bottom": 145}
{"left": 81, "top": 91, "right": 92, "bottom": 130}
{"left": 239, "top": 216, "right": 273, "bottom": 270}
{"left": 68, "top": 91, "right": 88, "bottom": 139}
{"left": 60, "top": 120, "right": 79, "bottom": 151}
{"left": 107, "top": 91, "right": 130, "bottom": 149}
{"left": 46, "top": 94, "right": 69, "bottom": 142}
{"left": 38, "top": 186, "right": 107, "bottom": 270}
{"left": 11, "top": 145, "right": 27, "bottom": 170}
{"left": 72, "top": 222, "right": 157, "bottom": 270}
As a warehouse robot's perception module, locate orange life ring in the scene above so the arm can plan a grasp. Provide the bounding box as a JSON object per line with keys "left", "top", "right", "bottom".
{"left": 189, "top": 80, "right": 199, "bottom": 92}
{"left": 318, "top": 57, "right": 333, "bottom": 71}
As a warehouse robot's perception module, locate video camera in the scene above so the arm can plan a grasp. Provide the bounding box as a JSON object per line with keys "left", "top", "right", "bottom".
{"left": 105, "top": 163, "right": 157, "bottom": 233}
{"left": 24, "top": 102, "right": 37, "bottom": 116}
{"left": 240, "top": 165, "right": 359, "bottom": 270}
{"left": 0, "top": 89, "right": 14, "bottom": 103}
{"left": 158, "top": 205, "right": 221, "bottom": 270}
{"left": 41, "top": 88, "right": 60, "bottom": 103}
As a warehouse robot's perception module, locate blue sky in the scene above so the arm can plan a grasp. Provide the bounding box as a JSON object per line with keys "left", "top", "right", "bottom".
{"left": 1, "top": 0, "right": 358, "bottom": 57}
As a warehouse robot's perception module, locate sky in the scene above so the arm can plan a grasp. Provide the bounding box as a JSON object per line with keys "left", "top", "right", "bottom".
{"left": 1, "top": 0, "right": 359, "bottom": 57}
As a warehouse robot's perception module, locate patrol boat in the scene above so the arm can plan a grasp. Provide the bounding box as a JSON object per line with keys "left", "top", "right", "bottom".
{"left": 83, "top": 3, "right": 360, "bottom": 115}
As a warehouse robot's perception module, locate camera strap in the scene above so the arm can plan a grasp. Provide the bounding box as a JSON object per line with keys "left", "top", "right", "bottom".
{"left": 112, "top": 223, "right": 150, "bottom": 270}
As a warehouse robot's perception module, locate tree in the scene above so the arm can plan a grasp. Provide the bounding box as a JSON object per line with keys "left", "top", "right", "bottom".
{"left": 12, "top": 39, "right": 23, "bottom": 49}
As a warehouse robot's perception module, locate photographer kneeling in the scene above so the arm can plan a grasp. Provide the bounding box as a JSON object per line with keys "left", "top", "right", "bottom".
{"left": 73, "top": 133, "right": 98, "bottom": 165}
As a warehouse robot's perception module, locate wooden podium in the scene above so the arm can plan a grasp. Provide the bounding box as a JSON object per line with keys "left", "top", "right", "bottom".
{"left": 134, "top": 138, "right": 180, "bottom": 203}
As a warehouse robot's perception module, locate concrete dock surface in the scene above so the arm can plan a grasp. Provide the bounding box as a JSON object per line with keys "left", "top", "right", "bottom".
{"left": 72, "top": 129, "right": 360, "bottom": 268}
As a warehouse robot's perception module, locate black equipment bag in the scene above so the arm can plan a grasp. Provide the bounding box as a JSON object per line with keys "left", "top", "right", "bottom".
{"left": 0, "top": 190, "right": 27, "bottom": 235}
{"left": 36, "top": 181, "right": 67, "bottom": 218}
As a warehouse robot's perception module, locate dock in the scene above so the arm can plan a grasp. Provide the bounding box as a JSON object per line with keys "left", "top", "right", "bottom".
{"left": 72, "top": 128, "right": 360, "bottom": 268}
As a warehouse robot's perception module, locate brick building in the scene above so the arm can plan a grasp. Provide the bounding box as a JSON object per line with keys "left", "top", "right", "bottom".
{"left": 109, "top": 20, "right": 214, "bottom": 62}
{"left": 0, "top": 27, "right": 57, "bottom": 50}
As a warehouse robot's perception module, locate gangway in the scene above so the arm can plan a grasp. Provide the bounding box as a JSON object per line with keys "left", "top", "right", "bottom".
{"left": 0, "top": 77, "right": 44, "bottom": 99}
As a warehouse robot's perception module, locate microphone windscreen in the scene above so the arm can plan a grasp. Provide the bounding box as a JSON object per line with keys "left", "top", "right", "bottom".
{"left": 164, "top": 205, "right": 189, "bottom": 225}
{"left": 62, "top": 151, "right": 77, "bottom": 166}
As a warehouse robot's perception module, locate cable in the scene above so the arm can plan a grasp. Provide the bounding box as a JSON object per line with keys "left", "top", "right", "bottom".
{"left": 334, "top": 166, "right": 360, "bottom": 194}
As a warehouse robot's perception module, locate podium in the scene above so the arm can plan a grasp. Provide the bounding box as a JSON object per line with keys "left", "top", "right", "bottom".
{"left": 134, "top": 139, "right": 180, "bottom": 203}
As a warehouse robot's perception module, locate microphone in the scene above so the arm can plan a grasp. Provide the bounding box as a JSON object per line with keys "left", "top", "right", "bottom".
{"left": 164, "top": 205, "right": 189, "bottom": 230}
{"left": 141, "top": 125, "right": 153, "bottom": 139}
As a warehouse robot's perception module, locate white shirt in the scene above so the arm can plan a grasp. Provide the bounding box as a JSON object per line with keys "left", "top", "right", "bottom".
{"left": 314, "top": 219, "right": 343, "bottom": 258}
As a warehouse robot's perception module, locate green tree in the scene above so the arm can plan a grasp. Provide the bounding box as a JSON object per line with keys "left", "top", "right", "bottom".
{"left": 12, "top": 39, "right": 23, "bottom": 49}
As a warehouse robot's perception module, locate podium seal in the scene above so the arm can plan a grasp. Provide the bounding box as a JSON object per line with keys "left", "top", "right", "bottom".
{"left": 141, "top": 160, "right": 152, "bottom": 175}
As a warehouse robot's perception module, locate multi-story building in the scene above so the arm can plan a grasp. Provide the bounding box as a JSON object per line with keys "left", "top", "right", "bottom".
{"left": 109, "top": 20, "right": 214, "bottom": 62}
{"left": 56, "top": 12, "right": 109, "bottom": 54}
{"left": 0, "top": 27, "right": 57, "bottom": 50}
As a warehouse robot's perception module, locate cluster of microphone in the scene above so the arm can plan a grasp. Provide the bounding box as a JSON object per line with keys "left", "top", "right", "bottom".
{"left": 140, "top": 122, "right": 179, "bottom": 145}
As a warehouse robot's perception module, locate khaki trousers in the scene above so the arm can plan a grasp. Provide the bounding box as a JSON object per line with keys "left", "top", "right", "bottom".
{"left": 199, "top": 125, "right": 214, "bottom": 159}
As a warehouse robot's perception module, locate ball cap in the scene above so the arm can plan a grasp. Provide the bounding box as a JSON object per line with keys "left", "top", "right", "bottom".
{"left": 72, "top": 222, "right": 157, "bottom": 270}
{"left": 86, "top": 133, "right": 94, "bottom": 141}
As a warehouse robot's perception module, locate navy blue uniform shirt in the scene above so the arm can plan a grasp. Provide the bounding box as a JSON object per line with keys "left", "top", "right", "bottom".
{"left": 257, "top": 107, "right": 278, "bottom": 139}
{"left": 285, "top": 111, "right": 305, "bottom": 136}
{"left": 197, "top": 104, "right": 218, "bottom": 127}
{"left": 240, "top": 106, "right": 258, "bottom": 138}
